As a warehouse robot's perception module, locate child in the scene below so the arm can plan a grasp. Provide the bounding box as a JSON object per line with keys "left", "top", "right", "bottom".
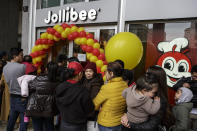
{"left": 122, "top": 75, "right": 160, "bottom": 124}
{"left": 172, "top": 87, "right": 193, "bottom": 131}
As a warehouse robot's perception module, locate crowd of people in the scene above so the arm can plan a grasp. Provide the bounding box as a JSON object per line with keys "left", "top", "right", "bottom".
{"left": 0, "top": 47, "right": 196, "bottom": 131}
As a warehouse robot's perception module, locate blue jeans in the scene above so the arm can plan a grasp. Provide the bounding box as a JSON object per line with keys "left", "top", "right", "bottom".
{"left": 60, "top": 121, "right": 87, "bottom": 131}
{"left": 6, "top": 96, "right": 28, "bottom": 131}
{"left": 32, "top": 117, "right": 54, "bottom": 131}
{"left": 98, "top": 124, "right": 122, "bottom": 131}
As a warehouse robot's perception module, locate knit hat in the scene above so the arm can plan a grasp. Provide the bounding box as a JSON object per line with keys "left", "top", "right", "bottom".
{"left": 84, "top": 62, "right": 97, "bottom": 73}
{"left": 176, "top": 87, "right": 193, "bottom": 104}
{"left": 68, "top": 62, "right": 83, "bottom": 75}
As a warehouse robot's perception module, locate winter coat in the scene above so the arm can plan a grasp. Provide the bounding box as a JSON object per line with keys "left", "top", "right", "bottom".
{"left": 56, "top": 81, "right": 94, "bottom": 124}
{"left": 93, "top": 77, "right": 128, "bottom": 127}
{"left": 173, "top": 77, "right": 197, "bottom": 108}
{"left": 83, "top": 74, "right": 104, "bottom": 99}
{"left": 26, "top": 75, "right": 58, "bottom": 117}
{"left": 173, "top": 102, "right": 193, "bottom": 131}
{"left": 122, "top": 86, "right": 160, "bottom": 123}
{"left": 123, "top": 96, "right": 168, "bottom": 131}
{"left": 17, "top": 75, "right": 36, "bottom": 97}
{"left": 83, "top": 74, "right": 103, "bottom": 120}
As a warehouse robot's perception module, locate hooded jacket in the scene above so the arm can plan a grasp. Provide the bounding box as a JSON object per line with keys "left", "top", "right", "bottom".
{"left": 173, "top": 87, "right": 193, "bottom": 131}
{"left": 122, "top": 86, "right": 160, "bottom": 123}
{"left": 173, "top": 102, "right": 193, "bottom": 131}
{"left": 26, "top": 75, "right": 58, "bottom": 117}
{"left": 56, "top": 81, "right": 94, "bottom": 124}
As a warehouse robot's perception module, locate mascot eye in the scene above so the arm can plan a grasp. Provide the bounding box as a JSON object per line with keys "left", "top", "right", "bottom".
{"left": 164, "top": 59, "right": 174, "bottom": 71}
{"left": 178, "top": 62, "right": 188, "bottom": 72}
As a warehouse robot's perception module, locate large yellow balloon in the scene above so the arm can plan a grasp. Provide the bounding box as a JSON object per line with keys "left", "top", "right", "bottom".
{"left": 105, "top": 32, "right": 143, "bottom": 69}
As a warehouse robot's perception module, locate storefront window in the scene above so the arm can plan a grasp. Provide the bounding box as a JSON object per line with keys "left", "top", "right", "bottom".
{"left": 129, "top": 21, "right": 197, "bottom": 85}
{"left": 99, "top": 29, "right": 115, "bottom": 49}
{"left": 64, "top": 0, "right": 84, "bottom": 4}
{"left": 41, "top": 0, "right": 60, "bottom": 8}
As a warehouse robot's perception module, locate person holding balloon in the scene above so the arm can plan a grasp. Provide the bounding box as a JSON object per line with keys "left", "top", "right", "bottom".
{"left": 93, "top": 61, "right": 128, "bottom": 131}
{"left": 83, "top": 62, "right": 104, "bottom": 131}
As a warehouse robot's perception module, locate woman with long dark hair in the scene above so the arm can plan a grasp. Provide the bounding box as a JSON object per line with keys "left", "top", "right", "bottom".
{"left": 56, "top": 62, "right": 94, "bottom": 131}
{"left": 26, "top": 62, "right": 59, "bottom": 131}
{"left": 121, "top": 65, "right": 174, "bottom": 131}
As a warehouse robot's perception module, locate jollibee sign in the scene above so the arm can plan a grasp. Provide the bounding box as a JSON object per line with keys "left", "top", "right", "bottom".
{"left": 44, "top": 7, "right": 100, "bottom": 24}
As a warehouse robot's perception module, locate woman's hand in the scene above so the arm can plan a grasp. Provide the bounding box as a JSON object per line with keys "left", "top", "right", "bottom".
{"left": 121, "top": 113, "right": 130, "bottom": 128}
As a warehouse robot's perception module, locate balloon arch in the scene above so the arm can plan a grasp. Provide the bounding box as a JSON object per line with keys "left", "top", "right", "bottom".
{"left": 30, "top": 23, "right": 107, "bottom": 79}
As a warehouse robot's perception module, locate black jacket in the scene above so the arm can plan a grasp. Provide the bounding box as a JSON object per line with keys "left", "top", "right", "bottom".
{"left": 26, "top": 75, "right": 59, "bottom": 117}
{"left": 173, "top": 77, "right": 197, "bottom": 108}
{"left": 83, "top": 74, "right": 103, "bottom": 120}
{"left": 56, "top": 81, "right": 94, "bottom": 124}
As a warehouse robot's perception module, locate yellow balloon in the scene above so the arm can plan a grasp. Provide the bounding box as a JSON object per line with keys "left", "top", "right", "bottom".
{"left": 96, "top": 60, "right": 103, "bottom": 68}
{"left": 90, "top": 56, "right": 98, "bottom": 62}
{"left": 101, "top": 65, "right": 107, "bottom": 72}
{"left": 74, "top": 38, "right": 81, "bottom": 45}
{"left": 65, "top": 28, "right": 71, "bottom": 35}
{"left": 99, "top": 49, "right": 104, "bottom": 53}
{"left": 54, "top": 36, "right": 60, "bottom": 41}
{"left": 103, "top": 75, "right": 106, "bottom": 82}
{"left": 61, "top": 31, "right": 68, "bottom": 38}
{"left": 53, "top": 25, "right": 61, "bottom": 30}
{"left": 77, "top": 27, "right": 85, "bottom": 32}
{"left": 42, "top": 45, "right": 49, "bottom": 49}
{"left": 48, "top": 34, "right": 54, "bottom": 40}
{"left": 35, "top": 56, "right": 42, "bottom": 62}
{"left": 80, "top": 37, "right": 87, "bottom": 45}
{"left": 71, "top": 26, "right": 78, "bottom": 33}
{"left": 87, "top": 39, "right": 94, "bottom": 46}
{"left": 86, "top": 53, "right": 93, "bottom": 60}
{"left": 93, "top": 43, "right": 100, "bottom": 49}
{"left": 37, "top": 45, "right": 43, "bottom": 51}
{"left": 41, "top": 33, "right": 48, "bottom": 39}
{"left": 57, "top": 27, "right": 64, "bottom": 33}
{"left": 32, "top": 58, "right": 37, "bottom": 64}
{"left": 105, "top": 32, "right": 143, "bottom": 69}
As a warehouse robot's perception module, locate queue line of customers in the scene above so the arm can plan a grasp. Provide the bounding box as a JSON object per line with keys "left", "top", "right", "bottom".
{"left": 0, "top": 47, "right": 195, "bottom": 131}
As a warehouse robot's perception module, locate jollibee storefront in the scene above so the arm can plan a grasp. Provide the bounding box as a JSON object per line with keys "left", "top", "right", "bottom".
{"left": 23, "top": 0, "right": 197, "bottom": 105}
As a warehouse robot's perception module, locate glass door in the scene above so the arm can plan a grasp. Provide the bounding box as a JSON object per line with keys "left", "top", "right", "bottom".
{"left": 70, "top": 25, "right": 117, "bottom": 61}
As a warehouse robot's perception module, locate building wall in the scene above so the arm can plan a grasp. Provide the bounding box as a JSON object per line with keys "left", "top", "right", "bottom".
{"left": 0, "top": 0, "right": 19, "bottom": 52}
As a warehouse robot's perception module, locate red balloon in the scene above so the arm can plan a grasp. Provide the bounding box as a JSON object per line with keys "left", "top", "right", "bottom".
{"left": 101, "top": 72, "right": 105, "bottom": 76}
{"left": 68, "top": 34, "right": 74, "bottom": 40}
{"left": 61, "top": 23, "right": 70, "bottom": 29}
{"left": 54, "top": 32, "right": 61, "bottom": 38}
{"left": 72, "top": 32, "right": 79, "bottom": 38}
{"left": 50, "top": 28, "right": 56, "bottom": 35}
{"left": 36, "top": 39, "right": 41, "bottom": 45}
{"left": 94, "top": 39, "right": 98, "bottom": 43}
{"left": 86, "top": 33, "right": 94, "bottom": 39}
{"left": 46, "top": 28, "right": 52, "bottom": 33}
{"left": 30, "top": 53, "right": 36, "bottom": 58}
{"left": 103, "top": 61, "right": 108, "bottom": 65}
{"left": 97, "top": 67, "right": 101, "bottom": 73}
{"left": 34, "top": 63, "right": 40, "bottom": 69}
{"left": 98, "top": 53, "right": 105, "bottom": 61}
{"left": 81, "top": 45, "right": 87, "bottom": 52}
{"left": 41, "top": 39, "right": 48, "bottom": 44}
{"left": 38, "top": 50, "right": 45, "bottom": 55}
{"left": 92, "top": 49, "right": 100, "bottom": 57}
{"left": 48, "top": 40, "right": 54, "bottom": 45}
{"left": 79, "top": 31, "right": 86, "bottom": 37}
{"left": 86, "top": 46, "right": 93, "bottom": 53}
